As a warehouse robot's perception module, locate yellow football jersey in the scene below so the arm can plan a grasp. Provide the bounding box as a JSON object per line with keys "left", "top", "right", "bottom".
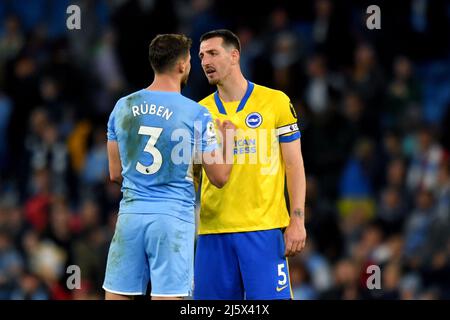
{"left": 198, "top": 81, "right": 300, "bottom": 234}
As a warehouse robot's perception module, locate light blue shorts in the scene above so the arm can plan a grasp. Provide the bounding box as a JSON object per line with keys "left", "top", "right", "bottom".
{"left": 103, "top": 213, "right": 195, "bottom": 297}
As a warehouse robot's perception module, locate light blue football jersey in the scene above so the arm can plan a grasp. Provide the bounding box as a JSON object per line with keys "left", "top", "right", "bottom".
{"left": 107, "top": 89, "right": 217, "bottom": 223}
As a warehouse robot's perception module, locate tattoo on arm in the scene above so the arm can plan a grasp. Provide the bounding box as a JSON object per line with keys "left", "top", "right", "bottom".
{"left": 293, "top": 209, "right": 304, "bottom": 218}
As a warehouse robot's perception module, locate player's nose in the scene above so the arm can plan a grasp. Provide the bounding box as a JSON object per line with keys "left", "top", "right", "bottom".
{"left": 201, "top": 56, "right": 211, "bottom": 67}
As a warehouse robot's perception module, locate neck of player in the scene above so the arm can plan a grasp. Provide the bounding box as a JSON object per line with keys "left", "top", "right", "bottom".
{"left": 217, "top": 73, "right": 247, "bottom": 102}
{"left": 147, "top": 74, "right": 181, "bottom": 92}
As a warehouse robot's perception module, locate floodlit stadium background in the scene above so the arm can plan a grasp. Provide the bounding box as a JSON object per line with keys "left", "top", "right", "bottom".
{"left": 0, "top": 0, "right": 449, "bottom": 300}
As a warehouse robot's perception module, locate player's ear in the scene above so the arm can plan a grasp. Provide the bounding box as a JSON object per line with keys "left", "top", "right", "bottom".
{"left": 179, "top": 54, "right": 191, "bottom": 73}
{"left": 231, "top": 49, "right": 240, "bottom": 65}
{"left": 177, "top": 59, "right": 186, "bottom": 74}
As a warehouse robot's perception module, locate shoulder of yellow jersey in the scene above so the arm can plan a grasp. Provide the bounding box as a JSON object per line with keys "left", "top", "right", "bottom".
{"left": 252, "top": 83, "right": 290, "bottom": 105}
{"left": 197, "top": 83, "right": 291, "bottom": 111}
{"left": 198, "top": 92, "right": 216, "bottom": 111}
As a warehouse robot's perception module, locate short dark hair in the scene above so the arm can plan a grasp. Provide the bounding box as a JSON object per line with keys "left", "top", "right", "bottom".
{"left": 149, "top": 34, "right": 192, "bottom": 73}
{"left": 200, "top": 29, "right": 241, "bottom": 52}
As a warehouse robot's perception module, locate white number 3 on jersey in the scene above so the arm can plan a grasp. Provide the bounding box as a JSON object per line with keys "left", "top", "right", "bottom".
{"left": 136, "top": 126, "right": 163, "bottom": 175}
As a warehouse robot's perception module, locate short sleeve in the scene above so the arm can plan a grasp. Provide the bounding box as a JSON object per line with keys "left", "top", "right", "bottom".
{"left": 194, "top": 108, "right": 218, "bottom": 153}
{"left": 276, "top": 94, "right": 301, "bottom": 143}
{"left": 107, "top": 104, "right": 118, "bottom": 141}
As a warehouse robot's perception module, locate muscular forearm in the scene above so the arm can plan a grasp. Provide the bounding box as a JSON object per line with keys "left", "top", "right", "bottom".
{"left": 283, "top": 145, "right": 307, "bottom": 257}
{"left": 286, "top": 160, "right": 306, "bottom": 223}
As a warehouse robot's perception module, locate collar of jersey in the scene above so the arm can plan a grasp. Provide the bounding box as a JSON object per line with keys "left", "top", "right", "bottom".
{"left": 213, "top": 80, "right": 254, "bottom": 115}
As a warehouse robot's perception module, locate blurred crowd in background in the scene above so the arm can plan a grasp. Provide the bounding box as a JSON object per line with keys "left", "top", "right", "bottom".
{"left": 0, "top": 0, "right": 449, "bottom": 300}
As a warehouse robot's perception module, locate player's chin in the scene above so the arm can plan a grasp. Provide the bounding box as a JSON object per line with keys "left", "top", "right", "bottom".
{"left": 207, "top": 78, "right": 220, "bottom": 85}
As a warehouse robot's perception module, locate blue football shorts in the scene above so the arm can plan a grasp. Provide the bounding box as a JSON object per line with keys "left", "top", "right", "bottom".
{"left": 103, "top": 213, "right": 195, "bottom": 297}
{"left": 193, "top": 228, "right": 293, "bottom": 300}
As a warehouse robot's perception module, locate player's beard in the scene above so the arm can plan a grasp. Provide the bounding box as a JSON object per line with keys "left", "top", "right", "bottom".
{"left": 207, "top": 68, "right": 229, "bottom": 85}
{"left": 208, "top": 77, "right": 220, "bottom": 85}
